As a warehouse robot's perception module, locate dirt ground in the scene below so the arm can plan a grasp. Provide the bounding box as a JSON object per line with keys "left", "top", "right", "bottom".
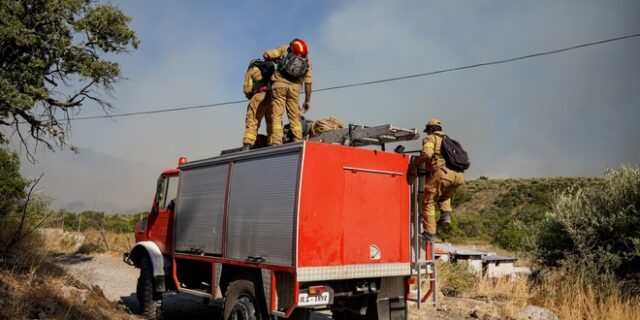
{"left": 50, "top": 252, "right": 455, "bottom": 319}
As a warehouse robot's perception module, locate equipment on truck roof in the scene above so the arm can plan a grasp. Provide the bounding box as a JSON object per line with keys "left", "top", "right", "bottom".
{"left": 222, "top": 122, "right": 419, "bottom": 155}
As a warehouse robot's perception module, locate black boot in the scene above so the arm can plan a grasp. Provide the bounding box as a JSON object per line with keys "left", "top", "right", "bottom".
{"left": 419, "top": 232, "right": 435, "bottom": 242}
{"left": 437, "top": 211, "right": 452, "bottom": 229}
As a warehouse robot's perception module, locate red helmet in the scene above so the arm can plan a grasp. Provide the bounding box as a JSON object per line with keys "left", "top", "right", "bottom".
{"left": 290, "top": 38, "right": 308, "bottom": 57}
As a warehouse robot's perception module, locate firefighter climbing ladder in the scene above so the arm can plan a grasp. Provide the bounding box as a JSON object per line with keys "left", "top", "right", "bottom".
{"left": 408, "top": 172, "right": 437, "bottom": 308}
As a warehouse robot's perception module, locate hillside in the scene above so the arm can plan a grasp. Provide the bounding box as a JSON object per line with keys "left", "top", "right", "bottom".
{"left": 445, "top": 177, "right": 603, "bottom": 252}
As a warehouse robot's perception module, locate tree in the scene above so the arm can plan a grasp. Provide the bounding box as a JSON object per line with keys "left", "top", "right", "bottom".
{"left": 0, "top": 0, "right": 139, "bottom": 158}
{"left": 0, "top": 148, "right": 36, "bottom": 260}
{"left": 536, "top": 165, "right": 640, "bottom": 296}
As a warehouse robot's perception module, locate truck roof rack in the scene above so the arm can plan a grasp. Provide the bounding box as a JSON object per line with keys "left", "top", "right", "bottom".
{"left": 309, "top": 123, "right": 419, "bottom": 149}
{"left": 221, "top": 123, "right": 419, "bottom": 155}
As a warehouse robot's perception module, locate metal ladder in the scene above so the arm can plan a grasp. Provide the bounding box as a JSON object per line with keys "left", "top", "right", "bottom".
{"left": 408, "top": 171, "right": 437, "bottom": 308}
{"left": 308, "top": 123, "right": 419, "bottom": 150}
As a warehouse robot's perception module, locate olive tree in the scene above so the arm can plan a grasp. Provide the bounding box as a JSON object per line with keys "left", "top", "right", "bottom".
{"left": 0, "top": 0, "right": 139, "bottom": 158}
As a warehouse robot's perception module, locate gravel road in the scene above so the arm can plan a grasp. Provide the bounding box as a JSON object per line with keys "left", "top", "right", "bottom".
{"left": 51, "top": 252, "right": 430, "bottom": 319}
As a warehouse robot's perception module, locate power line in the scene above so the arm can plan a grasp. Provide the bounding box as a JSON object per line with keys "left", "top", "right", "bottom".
{"left": 69, "top": 32, "right": 639, "bottom": 121}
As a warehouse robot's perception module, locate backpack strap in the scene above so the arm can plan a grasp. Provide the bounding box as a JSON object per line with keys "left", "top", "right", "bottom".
{"left": 432, "top": 133, "right": 444, "bottom": 157}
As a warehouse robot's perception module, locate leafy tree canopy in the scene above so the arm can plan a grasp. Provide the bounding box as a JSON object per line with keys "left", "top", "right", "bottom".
{"left": 0, "top": 0, "right": 139, "bottom": 158}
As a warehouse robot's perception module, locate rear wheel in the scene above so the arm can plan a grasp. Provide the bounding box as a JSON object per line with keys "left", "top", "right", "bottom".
{"left": 137, "top": 255, "right": 163, "bottom": 319}
{"left": 224, "top": 279, "right": 261, "bottom": 320}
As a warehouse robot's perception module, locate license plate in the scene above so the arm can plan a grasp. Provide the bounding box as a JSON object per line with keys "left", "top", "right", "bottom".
{"left": 298, "top": 292, "right": 330, "bottom": 306}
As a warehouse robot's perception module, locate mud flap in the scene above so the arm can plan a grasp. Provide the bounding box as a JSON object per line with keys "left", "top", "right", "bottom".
{"left": 372, "top": 297, "right": 407, "bottom": 320}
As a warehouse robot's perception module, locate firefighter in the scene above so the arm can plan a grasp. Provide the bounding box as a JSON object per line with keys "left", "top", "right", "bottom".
{"left": 241, "top": 59, "right": 275, "bottom": 151}
{"left": 263, "top": 38, "right": 313, "bottom": 145}
{"left": 414, "top": 118, "right": 465, "bottom": 240}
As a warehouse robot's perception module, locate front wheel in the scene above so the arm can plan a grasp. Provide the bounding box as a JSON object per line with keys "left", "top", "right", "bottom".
{"left": 136, "top": 255, "right": 163, "bottom": 319}
{"left": 224, "top": 279, "right": 261, "bottom": 320}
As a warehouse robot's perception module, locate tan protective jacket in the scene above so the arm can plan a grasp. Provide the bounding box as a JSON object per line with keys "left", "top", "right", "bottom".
{"left": 263, "top": 45, "right": 313, "bottom": 87}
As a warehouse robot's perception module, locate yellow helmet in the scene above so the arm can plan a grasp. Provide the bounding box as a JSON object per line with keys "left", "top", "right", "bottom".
{"left": 423, "top": 118, "right": 442, "bottom": 133}
{"left": 427, "top": 118, "right": 442, "bottom": 126}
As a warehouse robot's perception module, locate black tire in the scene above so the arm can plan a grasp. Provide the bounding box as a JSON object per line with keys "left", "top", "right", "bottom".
{"left": 137, "top": 255, "right": 163, "bottom": 319}
{"left": 224, "top": 279, "right": 262, "bottom": 320}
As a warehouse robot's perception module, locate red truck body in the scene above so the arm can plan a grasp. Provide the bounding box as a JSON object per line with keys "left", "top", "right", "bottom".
{"left": 128, "top": 141, "right": 414, "bottom": 319}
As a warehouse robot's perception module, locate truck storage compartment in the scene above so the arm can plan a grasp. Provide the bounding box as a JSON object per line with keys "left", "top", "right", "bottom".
{"left": 174, "top": 164, "right": 228, "bottom": 254}
{"left": 226, "top": 151, "right": 301, "bottom": 265}
{"left": 296, "top": 143, "right": 411, "bottom": 280}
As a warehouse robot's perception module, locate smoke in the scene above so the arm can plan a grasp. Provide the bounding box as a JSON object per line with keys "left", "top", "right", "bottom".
{"left": 16, "top": 0, "right": 640, "bottom": 212}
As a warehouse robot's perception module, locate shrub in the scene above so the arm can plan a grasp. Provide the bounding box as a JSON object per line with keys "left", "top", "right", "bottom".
{"left": 452, "top": 187, "right": 472, "bottom": 206}
{"left": 536, "top": 164, "right": 640, "bottom": 296}
{"left": 436, "top": 260, "right": 476, "bottom": 297}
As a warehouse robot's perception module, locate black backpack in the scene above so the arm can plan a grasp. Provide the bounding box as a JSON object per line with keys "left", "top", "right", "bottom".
{"left": 278, "top": 50, "right": 308, "bottom": 81}
{"left": 248, "top": 59, "right": 275, "bottom": 91}
{"left": 440, "top": 135, "right": 470, "bottom": 172}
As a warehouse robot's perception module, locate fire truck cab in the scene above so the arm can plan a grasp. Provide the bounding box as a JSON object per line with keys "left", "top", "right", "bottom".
{"left": 125, "top": 134, "right": 432, "bottom": 319}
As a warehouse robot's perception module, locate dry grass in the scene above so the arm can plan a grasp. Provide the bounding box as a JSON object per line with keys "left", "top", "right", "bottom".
{"left": 530, "top": 273, "right": 640, "bottom": 320}
{"left": 0, "top": 269, "right": 137, "bottom": 320}
{"left": 78, "top": 229, "right": 135, "bottom": 254}
{"left": 0, "top": 233, "right": 136, "bottom": 320}
{"left": 41, "top": 228, "right": 135, "bottom": 255}
{"left": 436, "top": 258, "right": 640, "bottom": 320}
{"left": 464, "top": 275, "right": 531, "bottom": 318}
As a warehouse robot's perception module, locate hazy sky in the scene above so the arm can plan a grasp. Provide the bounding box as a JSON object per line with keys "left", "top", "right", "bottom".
{"left": 9, "top": 0, "right": 640, "bottom": 213}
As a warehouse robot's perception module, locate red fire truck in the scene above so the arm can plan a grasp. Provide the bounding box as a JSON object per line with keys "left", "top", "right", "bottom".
{"left": 125, "top": 125, "right": 435, "bottom": 320}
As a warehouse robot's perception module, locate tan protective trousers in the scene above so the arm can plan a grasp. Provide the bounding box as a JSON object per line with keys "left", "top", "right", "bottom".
{"left": 421, "top": 167, "right": 465, "bottom": 234}
{"left": 268, "top": 84, "right": 303, "bottom": 145}
{"left": 242, "top": 92, "right": 272, "bottom": 145}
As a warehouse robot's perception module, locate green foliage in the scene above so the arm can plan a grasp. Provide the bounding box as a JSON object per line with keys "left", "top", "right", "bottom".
{"left": 449, "top": 177, "right": 602, "bottom": 254}
{"left": 0, "top": 0, "right": 139, "bottom": 152}
{"left": 45, "top": 210, "right": 146, "bottom": 233}
{"left": 0, "top": 149, "right": 29, "bottom": 218}
{"left": 536, "top": 165, "right": 640, "bottom": 296}
{"left": 0, "top": 150, "right": 54, "bottom": 258}
{"left": 452, "top": 187, "right": 472, "bottom": 206}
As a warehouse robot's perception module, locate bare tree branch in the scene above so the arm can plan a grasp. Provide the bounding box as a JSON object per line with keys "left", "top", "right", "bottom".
{"left": 3, "top": 173, "right": 44, "bottom": 257}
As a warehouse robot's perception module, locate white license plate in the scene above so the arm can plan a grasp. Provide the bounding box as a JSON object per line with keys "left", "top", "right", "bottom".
{"left": 298, "top": 292, "right": 330, "bottom": 306}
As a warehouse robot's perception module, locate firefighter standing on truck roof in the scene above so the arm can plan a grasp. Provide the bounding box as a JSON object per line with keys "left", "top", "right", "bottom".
{"left": 263, "top": 38, "right": 313, "bottom": 145}
{"left": 241, "top": 59, "right": 275, "bottom": 151}
{"left": 414, "top": 118, "right": 465, "bottom": 240}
